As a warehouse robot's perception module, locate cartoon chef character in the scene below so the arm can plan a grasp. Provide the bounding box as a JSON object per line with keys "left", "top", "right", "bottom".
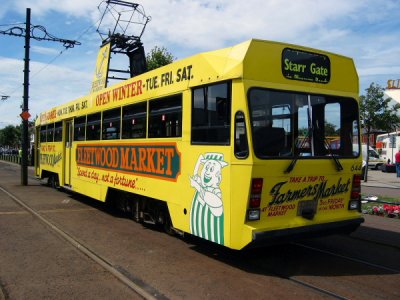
{"left": 189, "top": 152, "right": 228, "bottom": 245}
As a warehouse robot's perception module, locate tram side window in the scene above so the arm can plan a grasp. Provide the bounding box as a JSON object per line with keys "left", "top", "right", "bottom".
{"left": 47, "top": 123, "right": 55, "bottom": 142}
{"left": 103, "top": 108, "right": 121, "bottom": 140}
{"left": 234, "top": 111, "right": 249, "bottom": 158}
{"left": 191, "top": 82, "right": 231, "bottom": 145}
{"left": 148, "top": 95, "right": 182, "bottom": 138}
{"left": 40, "top": 125, "right": 47, "bottom": 143}
{"left": 54, "top": 121, "right": 63, "bottom": 142}
{"left": 122, "top": 102, "right": 147, "bottom": 139}
{"left": 74, "top": 116, "right": 86, "bottom": 141}
{"left": 86, "top": 113, "right": 101, "bottom": 141}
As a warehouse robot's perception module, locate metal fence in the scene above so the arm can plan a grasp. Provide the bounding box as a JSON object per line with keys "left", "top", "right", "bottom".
{"left": 0, "top": 154, "right": 34, "bottom": 166}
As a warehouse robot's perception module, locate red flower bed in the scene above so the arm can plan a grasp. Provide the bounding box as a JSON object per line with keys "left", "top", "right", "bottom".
{"left": 363, "top": 204, "right": 400, "bottom": 218}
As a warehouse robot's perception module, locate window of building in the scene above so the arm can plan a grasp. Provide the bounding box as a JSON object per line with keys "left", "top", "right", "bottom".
{"left": 102, "top": 108, "right": 121, "bottom": 140}
{"left": 122, "top": 102, "right": 147, "bottom": 139}
{"left": 74, "top": 116, "right": 86, "bottom": 141}
{"left": 86, "top": 113, "right": 101, "bottom": 141}
{"left": 149, "top": 95, "right": 182, "bottom": 138}
{"left": 191, "top": 82, "right": 231, "bottom": 145}
{"left": 54, "top": 121, "right": 63, "bottom": 142}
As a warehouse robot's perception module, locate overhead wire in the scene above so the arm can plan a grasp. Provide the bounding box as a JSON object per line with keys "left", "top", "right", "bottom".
{"left": 1, "top": 1, "right": 150, "bottom": 100}
{"left": 30, "top": 14, "right": 104, "bottom": 79}
{"left": 0, "top": 22, "right": 25, "bottom": 27}
{"left": 1, "top": 14, "right": 103, "bottom": 99}
{"left": 29, "top": 19, "right": 101, "bottom": 81}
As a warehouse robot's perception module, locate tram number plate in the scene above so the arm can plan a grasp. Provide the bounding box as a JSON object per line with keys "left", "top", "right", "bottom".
{"left": 297, "top": 199, "right": 318, "bottom": 217}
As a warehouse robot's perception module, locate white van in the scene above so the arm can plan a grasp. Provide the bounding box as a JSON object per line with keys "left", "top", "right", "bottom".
{"left": 353, "top": 144, "right": 385, "bottom": 170}
{"left": 361, "top": 144, "right": 385, "bottom": 169}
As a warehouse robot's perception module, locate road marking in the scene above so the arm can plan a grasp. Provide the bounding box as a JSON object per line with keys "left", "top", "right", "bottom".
{"left": 0, "top": 211, "right": 29, "bottom": 215}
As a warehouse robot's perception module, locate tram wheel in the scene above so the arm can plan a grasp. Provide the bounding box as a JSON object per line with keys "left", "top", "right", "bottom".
{"left": 163, "top": 211, "right": 175, "bottom": 236}
{"left": 48, "top": 174, "right": 59, "bottom": 189}
{"left": 125, "top": 198, "right": 134, "bottom": 217}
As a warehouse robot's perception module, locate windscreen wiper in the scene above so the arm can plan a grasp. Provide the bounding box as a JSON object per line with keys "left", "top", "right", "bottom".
{"left": 284, "top": 153, "right": 298, "bottom": 174}
{"left": 323, "top": 138, "right": 343, "bottom": 171}
{"left": 310, "top": 121, "right": 343, "bottom": 172}
{"left": 285, "top": 130, "right": 310, "bottom": 173}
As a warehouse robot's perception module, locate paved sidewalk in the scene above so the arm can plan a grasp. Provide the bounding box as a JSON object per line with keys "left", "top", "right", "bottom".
{"left": 362, "top": 169, "right": 400, "bottom": 189}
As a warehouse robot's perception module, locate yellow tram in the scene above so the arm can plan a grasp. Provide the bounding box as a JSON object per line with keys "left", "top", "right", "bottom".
{"left": 35, "top": 39, "right": 364, "bottom": 250}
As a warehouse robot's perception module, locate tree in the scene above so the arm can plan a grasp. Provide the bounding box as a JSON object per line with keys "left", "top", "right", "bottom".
{"left": 0, "top": 125, "right": 21, "bottom": 148}
{"left": 146, "top": 46, "right": 175, "bottom": 71}
{"left": 359, "top": 83, "right": 400, "bottom": 181}
{"left": 324, "top": 121, "right": 338, "bottom": 136}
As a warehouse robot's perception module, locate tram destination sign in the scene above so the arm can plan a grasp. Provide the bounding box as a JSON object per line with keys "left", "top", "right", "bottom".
{"left": 282, "top": 48, "right": 330, "bottom": 84}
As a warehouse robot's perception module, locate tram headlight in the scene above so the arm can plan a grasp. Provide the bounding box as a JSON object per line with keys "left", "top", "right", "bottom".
{"left": 348, "top": 200, "right": 359, "bottom": 210}
{"left": 247, "top": 208, "right": 260, "bottom": 221}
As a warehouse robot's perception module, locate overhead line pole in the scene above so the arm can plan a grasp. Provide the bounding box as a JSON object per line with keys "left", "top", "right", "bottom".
{"left": 21, "top": 8, "right": 31, "bottom": 185}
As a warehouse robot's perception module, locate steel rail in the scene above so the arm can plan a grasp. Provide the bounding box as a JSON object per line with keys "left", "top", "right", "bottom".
{"left": 293, "top": 242, "right": 400, "bottom": 273}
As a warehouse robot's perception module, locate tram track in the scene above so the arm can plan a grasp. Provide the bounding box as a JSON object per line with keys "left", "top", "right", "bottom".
{"left": 272, "top": 238, "right": 400, "bottom": 299}
{"left": 245, "top": 254, "right": 351, "bottom": 300}
{"left": 293, "top": 242, "right": 400, "bottom": 274}
{"left": 283, "top": 276, "right": 349, "bottom": 300}
{"left": 225, "top": 228, "right": 400, "bottom": 300}
{"left": 348, "top": 231, "right": 400, "bottom": 251}
{"left": 0, "top": 184, "right": 165, "bottom": 300}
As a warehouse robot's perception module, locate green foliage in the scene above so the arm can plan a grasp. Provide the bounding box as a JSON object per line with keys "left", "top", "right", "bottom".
{"left": 359, "top": 82, "right": 400, "bottom": 134}
{"left": 359, "top": 83, "right": 400, "bottom": 181}
{"left": 146, "top": 46, "right": 175, "bottom": 71}
{"left": 324, "top": 121, "right": 338, "bottom": 136}
{"left": 0, "top": 125, "right": 21, "bottom": 147}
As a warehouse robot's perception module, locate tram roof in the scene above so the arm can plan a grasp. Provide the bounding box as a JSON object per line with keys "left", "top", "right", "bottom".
{"left": 36, "top": 39, "right": 358, "bottom": 126}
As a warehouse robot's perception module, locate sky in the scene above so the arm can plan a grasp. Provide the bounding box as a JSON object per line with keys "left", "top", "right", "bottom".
{"left": 0, "top": 0, "right": 399, "bottom": 128}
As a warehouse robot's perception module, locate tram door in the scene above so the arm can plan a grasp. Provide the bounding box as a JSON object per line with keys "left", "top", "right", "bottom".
{"left": 64, "top": 120, "right": 73, "bottom": 186}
